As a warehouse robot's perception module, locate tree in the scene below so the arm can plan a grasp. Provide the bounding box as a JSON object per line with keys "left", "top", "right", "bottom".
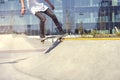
{"left": 78, "top": 21, "right": 84, "bottom": 34}
{"left": 65, "top": 9, "right": 71, "bottom": 34}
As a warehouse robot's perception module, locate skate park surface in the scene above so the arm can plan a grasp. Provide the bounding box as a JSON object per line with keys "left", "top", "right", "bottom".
{"left": 0, "top": 34, "right": 120, "bottom": 80}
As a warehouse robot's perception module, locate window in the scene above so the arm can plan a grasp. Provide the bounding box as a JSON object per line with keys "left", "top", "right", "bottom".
{"left": 0, "top": 0, "right": 4, "bottom": 3}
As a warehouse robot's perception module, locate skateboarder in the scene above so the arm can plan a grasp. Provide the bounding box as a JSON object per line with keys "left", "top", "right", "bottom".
{"left": 20, "top": 0, "right": 65, "bottom": 40}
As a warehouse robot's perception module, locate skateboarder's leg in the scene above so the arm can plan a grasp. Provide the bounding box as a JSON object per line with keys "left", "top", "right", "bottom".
{"left": 44, "top": 9, "right": 64, "bottom": 34}
{"left": 35, "top": 11, "right": 46, "bottom": 38}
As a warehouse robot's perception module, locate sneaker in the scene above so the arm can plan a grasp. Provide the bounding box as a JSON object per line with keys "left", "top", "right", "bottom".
{"left": 40, "top": 34, "right": 45, "bottom": 39}
{"left": 59, "top": 31, "right": 66, "bottom": 35}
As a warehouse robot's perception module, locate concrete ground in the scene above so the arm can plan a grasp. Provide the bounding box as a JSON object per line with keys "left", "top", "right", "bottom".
{"left": 0, "top": 34, "right": 120, "bottom": 80}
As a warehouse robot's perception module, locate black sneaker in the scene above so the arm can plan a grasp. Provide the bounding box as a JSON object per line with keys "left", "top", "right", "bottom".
{"left": 59, "top": 31, "right": 66, "bottom": 35}
{"left": 40, "top": 34, "right": 45, "bottom": 38}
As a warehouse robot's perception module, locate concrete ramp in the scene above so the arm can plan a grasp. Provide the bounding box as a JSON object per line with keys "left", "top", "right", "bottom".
{"left": 0, "top": 34, "right": 51, "bottom": 52}
{"left": 14, "top": 40, "right": 120, "bottom": 80}
{"left": 0, "top": 34, "right": 13, "bottom": 49}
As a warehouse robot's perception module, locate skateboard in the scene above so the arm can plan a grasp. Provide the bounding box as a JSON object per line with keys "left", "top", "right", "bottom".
{"left": 41, "top": 37, "right": 48, "bottom": 43}
{"left": 45, "top": 34, "right": 67, "bottom": 53}
{"left": 40, "top": 36, "right": 56, "bottom": 43}
{"left": 56, "top": 35, "right": 65, "bottom": 42}
{"left": 41, "top": 35, "right": 65, "bottom": 43}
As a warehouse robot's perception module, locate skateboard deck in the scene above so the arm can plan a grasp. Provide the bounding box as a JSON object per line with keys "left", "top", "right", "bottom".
{"left": 41, "top": 36, "right": 56, "bottom": 43}
{"left": 45, "top": 34, "right": 67, "bottom": 53}
{"left": 41, "top": 37, "right": 48, "bottom": 43}
{"left": 55, "top": 35, "right": 66, "bottom": 42}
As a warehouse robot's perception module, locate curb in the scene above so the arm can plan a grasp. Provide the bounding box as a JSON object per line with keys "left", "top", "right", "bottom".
{"left": 64, "top": 37, "right": 120, "bottom": 40}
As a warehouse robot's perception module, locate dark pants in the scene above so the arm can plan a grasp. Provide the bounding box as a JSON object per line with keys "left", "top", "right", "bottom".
{"left": 35, "top": 8, "right": 63, "bottom": 38}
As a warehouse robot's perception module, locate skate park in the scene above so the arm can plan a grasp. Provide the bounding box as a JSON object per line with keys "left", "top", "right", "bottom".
{"left": 1, "top": 0, "right": 120, "bottom": 79}
{"left": 0, "top": 34, "right": 120, "bottom": 80}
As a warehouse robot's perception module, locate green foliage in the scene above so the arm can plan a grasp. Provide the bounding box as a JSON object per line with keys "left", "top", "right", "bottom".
{"left": 90, "top": 30, "right": 116, "bottom": 37}
{"left": 116, "top": 32, "right": 120, "bottom": 37}
{"left": 90, "top": 30, "right": 99, "bottom": 37}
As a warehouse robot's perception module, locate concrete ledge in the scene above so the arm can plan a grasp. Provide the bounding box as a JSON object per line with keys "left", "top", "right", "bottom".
{"left": 64, "top": 37, "right": 120, "bottom": 40}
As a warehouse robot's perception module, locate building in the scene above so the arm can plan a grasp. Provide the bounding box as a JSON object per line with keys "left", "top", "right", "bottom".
{"left": 0, "top": 0, "right": 120, "bottom": 35}
{"left": 73, "top": 0, "right": 120, "bottom": 34}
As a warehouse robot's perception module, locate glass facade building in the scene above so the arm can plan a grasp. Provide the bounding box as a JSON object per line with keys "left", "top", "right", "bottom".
{"left": 73, "top": 0, "right": 120, "bottom": 34}
{"left": 0, "top": 0, "right": 120, "bottom": 34}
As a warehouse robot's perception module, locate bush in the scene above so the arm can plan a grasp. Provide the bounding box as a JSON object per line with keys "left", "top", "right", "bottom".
{"left": 90, "top": 30, "right": 99, "bottom": 37}
{"left": 90, "top": 30, "right": 116, "bottom": 38}
{"left": 116, "top": 32, "right": 120, "bottom": 37}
